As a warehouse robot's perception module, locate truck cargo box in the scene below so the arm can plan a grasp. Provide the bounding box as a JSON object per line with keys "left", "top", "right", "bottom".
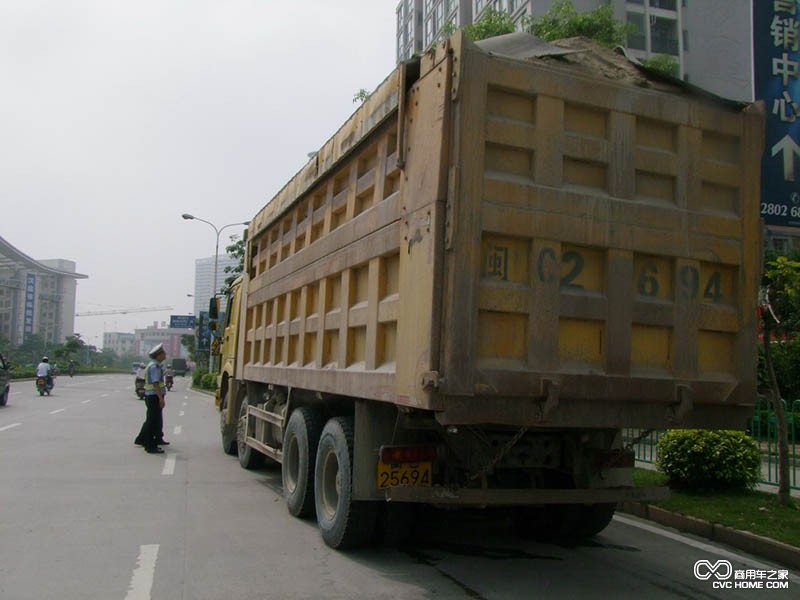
{"left": 239, "top": 32, "right": 763, "bottom": 432}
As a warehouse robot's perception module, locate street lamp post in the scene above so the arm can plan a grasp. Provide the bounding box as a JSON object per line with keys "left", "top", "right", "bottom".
{"left": 181, "top": 214, "right": 249, "bottom": 298}
{"left": 182, "top": 214, "right": 249, "bottom": 373}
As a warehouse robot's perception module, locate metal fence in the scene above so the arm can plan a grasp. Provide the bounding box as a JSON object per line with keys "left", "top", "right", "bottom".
{"left": 623, "top": 398, "right": 800, "bottom": 491}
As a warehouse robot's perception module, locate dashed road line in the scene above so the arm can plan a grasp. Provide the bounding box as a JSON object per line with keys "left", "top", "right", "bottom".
{"left": 179, "top": 410, "right": 185, "bottom": 417}
{"left": 124, "top": 544, "right": 159, "bottom": 600}
{"left": 173, "top": 425, "right": 182, "bottom": 435}
{"left": 49, "top": 408, "right": 66, "bottom": 415}
{"left": 161, "top": 455, "right": 176, "bottom": 476}
{"left": 182, "top": 402, "right": 187, "bottom": 407}
{"left": 81, "top": 399, "right": 92, "bottom": 404}
{"left": 0, "top": 422, "right": 22, "bottom": 432}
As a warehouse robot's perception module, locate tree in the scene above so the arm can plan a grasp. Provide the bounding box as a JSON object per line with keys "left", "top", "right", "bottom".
{"left": 181, "top": 334, "right": 197, "bottom": 363}
{"left": 760, "top": 253, "right": 800, "bottom": 507}
{"left": 523, "top": 0, "right": 632, "bottom": 48}
{"left": 61, "top": 334, "right": 86, "bottom": 363}
{"left": 464, "top": 8, "right": 516, "bottom": 41}
{"left": 223, "top": 234, "right": 245, "bottom": 292}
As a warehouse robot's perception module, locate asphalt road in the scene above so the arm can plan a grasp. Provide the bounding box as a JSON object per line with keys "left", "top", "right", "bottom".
{"left": 0, "top": 374, "right": 798, "bottom": 600}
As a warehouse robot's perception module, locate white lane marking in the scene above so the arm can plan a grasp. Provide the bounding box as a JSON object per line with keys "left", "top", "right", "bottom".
{"left": 182, "top": 402, "right": 187, "bottom": 407}
{"left": 81, "top": 399, "right": 92, "bottom": 404}
{"left": 101, "top": 393, "right": 110, "bottom": 398}
{"left": 614, "top": 515, "right": 800, "bottom": 583}
{"left": 49, "top": 408, "right": 65, "bottom": 415}
{"left": 124, "top": 544, "right": 159, "bottom": 600}
{"left": 173, "top": 425, "right": 182, "bottom": 435}
{"left": 0, "top": 423, "right": 22, "bottom": 432}
{"left": 162, "top": 455, "right": 176, "bottom": 476}
{"left": 179, "top": 410, "right": 185, "bottom": 417}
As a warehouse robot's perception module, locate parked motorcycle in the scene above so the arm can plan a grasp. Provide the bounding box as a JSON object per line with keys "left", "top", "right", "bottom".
{"left": 135, "top": 377, "right": 146, "bottom": 400}
{"left": 36, "top": 376, "right": 54, "bottom": 396}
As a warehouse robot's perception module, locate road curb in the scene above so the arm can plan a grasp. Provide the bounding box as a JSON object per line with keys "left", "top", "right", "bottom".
{"left": 619, "top": 501, "right": 800, "bottom": 571}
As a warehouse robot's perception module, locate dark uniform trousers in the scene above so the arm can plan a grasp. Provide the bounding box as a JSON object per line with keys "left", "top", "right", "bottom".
{"left": 136, "top": 395, "right": 163, "bottom": 449}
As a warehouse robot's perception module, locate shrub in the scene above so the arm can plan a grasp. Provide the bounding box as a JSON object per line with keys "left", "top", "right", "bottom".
{"left": 656, "top": 429, "right": 761, "bottom": 491}
{"left": 193, "top": 367, "right": 208, "bottom": 387}
{"left": 201, "top": 372, "right": 216, "bottom": 390}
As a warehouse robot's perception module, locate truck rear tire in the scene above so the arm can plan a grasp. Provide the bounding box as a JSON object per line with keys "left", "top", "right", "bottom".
{"left": 515, "top": 502, "right": 616, "bottom": 540}
{"left": 314, "top": 416, "right": 376, "bottom": 549}
{"left": 237, "top": 399, "right": 265, "bottom": 470}
{"left": 572, "top": 503, "right": 616, "bottom": 538}
{"left": 283, "top": 407, "right": 324, "bottom": 518}
{"left": 220, "top": 392, "right": 238, "bottom": 456}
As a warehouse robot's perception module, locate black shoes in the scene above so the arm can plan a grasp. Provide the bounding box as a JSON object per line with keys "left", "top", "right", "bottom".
{"left": 158, "top": 439, "right": 170, "bottom": 446}
{"left": 145, "top": 447, "right": 165, "bottom": 454}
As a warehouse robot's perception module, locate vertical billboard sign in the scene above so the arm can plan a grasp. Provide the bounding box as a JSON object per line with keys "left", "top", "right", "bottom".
{"left": 754, "top": 0, "right": 800, "bottom": 226}
{"left": 23, "top": 273, "right": 36, "bottom": 339}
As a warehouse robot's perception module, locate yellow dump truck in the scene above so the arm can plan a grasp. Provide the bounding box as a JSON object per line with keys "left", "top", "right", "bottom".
{"left": 215, "top": 32, "right": 763, "bottom": 549}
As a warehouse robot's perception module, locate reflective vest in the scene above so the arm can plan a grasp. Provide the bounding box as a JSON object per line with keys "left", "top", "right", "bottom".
{"left": 143, "top": 361, "right": 163, "bottom": 392}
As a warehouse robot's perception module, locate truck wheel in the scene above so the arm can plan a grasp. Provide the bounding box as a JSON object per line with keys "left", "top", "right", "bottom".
{"left": 237, "top": 400, "right": 265, "bottom": 470}
{"left": 283, "top": 407, "right": 324, "bottom": 518}
{"left": 572, "top": 503, "right": 616, "bottom": 538}
{"left": 314, "top": 416, "right": 376, "bottom": 549}
{"left": 220, "top": 392, "right": 238, "bottom": 456}
{"left": 514, "top": 505, "right": 581, "bottom": 541}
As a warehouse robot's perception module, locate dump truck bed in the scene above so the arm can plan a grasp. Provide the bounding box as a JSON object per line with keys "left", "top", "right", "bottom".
{"left": 240, "top": 32, "right": 762, "bottom": 431}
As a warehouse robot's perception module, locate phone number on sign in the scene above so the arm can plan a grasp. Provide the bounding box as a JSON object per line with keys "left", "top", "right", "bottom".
{"left": 761, "top": 203, "right": 800, "bottom": 217}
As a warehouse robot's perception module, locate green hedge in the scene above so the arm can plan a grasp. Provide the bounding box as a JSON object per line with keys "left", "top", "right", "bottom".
{"left": 656, "top": 429, "right": 761, "bottom": 491}
{"left": 7, "top": 366, "right": 127, "bottom": 379}
{"left": 192, "top": 367, "right": 217, "bottom": 391}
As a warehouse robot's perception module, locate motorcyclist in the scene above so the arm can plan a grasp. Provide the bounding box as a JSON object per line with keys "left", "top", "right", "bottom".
{"left": 36, "top": 356, "right": 54, "bottom": 389}
{"left": 67, "top": 360, "right": 75, "bottom": 377}
{"left": 135, "top": 363, "right": 146, "bottom": 388}
{"left": 164, "top": 363, "right": 175, "bottom": 390}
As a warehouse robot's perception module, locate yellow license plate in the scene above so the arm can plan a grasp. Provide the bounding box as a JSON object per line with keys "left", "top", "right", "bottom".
{"left": 377, "top": 462, "right": 432, "bottom": 489}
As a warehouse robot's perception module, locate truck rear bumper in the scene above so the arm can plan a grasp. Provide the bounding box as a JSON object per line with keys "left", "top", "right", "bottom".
{"left": 385, "top": 485, "right": 669, "bottom": 506}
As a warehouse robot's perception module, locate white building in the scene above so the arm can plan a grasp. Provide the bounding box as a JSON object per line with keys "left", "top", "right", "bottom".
{"left": 396, "top": 0, "right": 753, "bottom": 102}
{"left": 102, "top": 332, "right": 135, "bottom": 356}
{"left": 192, "top": 254, "right": 239, "bottom": 317}
{"left": 0, "top": 236, "right": 87, "bottom": 348}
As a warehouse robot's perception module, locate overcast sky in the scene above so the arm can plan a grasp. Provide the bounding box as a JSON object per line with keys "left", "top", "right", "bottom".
{"left": 1, "top": 1, "right": 397, "bottom": 348}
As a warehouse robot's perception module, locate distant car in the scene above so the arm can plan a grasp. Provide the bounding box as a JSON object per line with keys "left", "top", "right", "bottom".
{"left": 0, "top": 354, "right": 11, "bottom": 407}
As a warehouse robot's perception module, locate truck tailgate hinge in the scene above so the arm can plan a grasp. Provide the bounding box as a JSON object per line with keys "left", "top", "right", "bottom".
{"left": 421, "top": 371, "right": 440, "bottom": 391}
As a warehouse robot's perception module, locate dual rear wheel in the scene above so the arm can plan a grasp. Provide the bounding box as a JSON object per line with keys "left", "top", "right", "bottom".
{"left": 282, "top": 411, "right": 376, "bottom": 549}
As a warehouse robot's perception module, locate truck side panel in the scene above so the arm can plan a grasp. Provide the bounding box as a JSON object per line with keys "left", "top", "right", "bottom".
{"left": 242, "top": 116, "right": 406, "bottom": 402}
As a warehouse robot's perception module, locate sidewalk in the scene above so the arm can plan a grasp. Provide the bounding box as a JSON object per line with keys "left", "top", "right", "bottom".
{"left": 623, "top": 461, "right": 800, "bottom": 571}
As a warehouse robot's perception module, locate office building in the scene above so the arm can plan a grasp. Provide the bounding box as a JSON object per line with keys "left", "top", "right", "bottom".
{"left": 0, "top": 236, "right": 87, "bottom": 348}
{"left": 133, "top": 322, "right": 194, "bottom": 359}
{"left": 396, "top": 1, "right": 752, "bottom": 102}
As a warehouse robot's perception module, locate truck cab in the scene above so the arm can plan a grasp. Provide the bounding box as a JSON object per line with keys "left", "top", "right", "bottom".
{"left": 214, "top": 277, "right": 244, "bottom": 454}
